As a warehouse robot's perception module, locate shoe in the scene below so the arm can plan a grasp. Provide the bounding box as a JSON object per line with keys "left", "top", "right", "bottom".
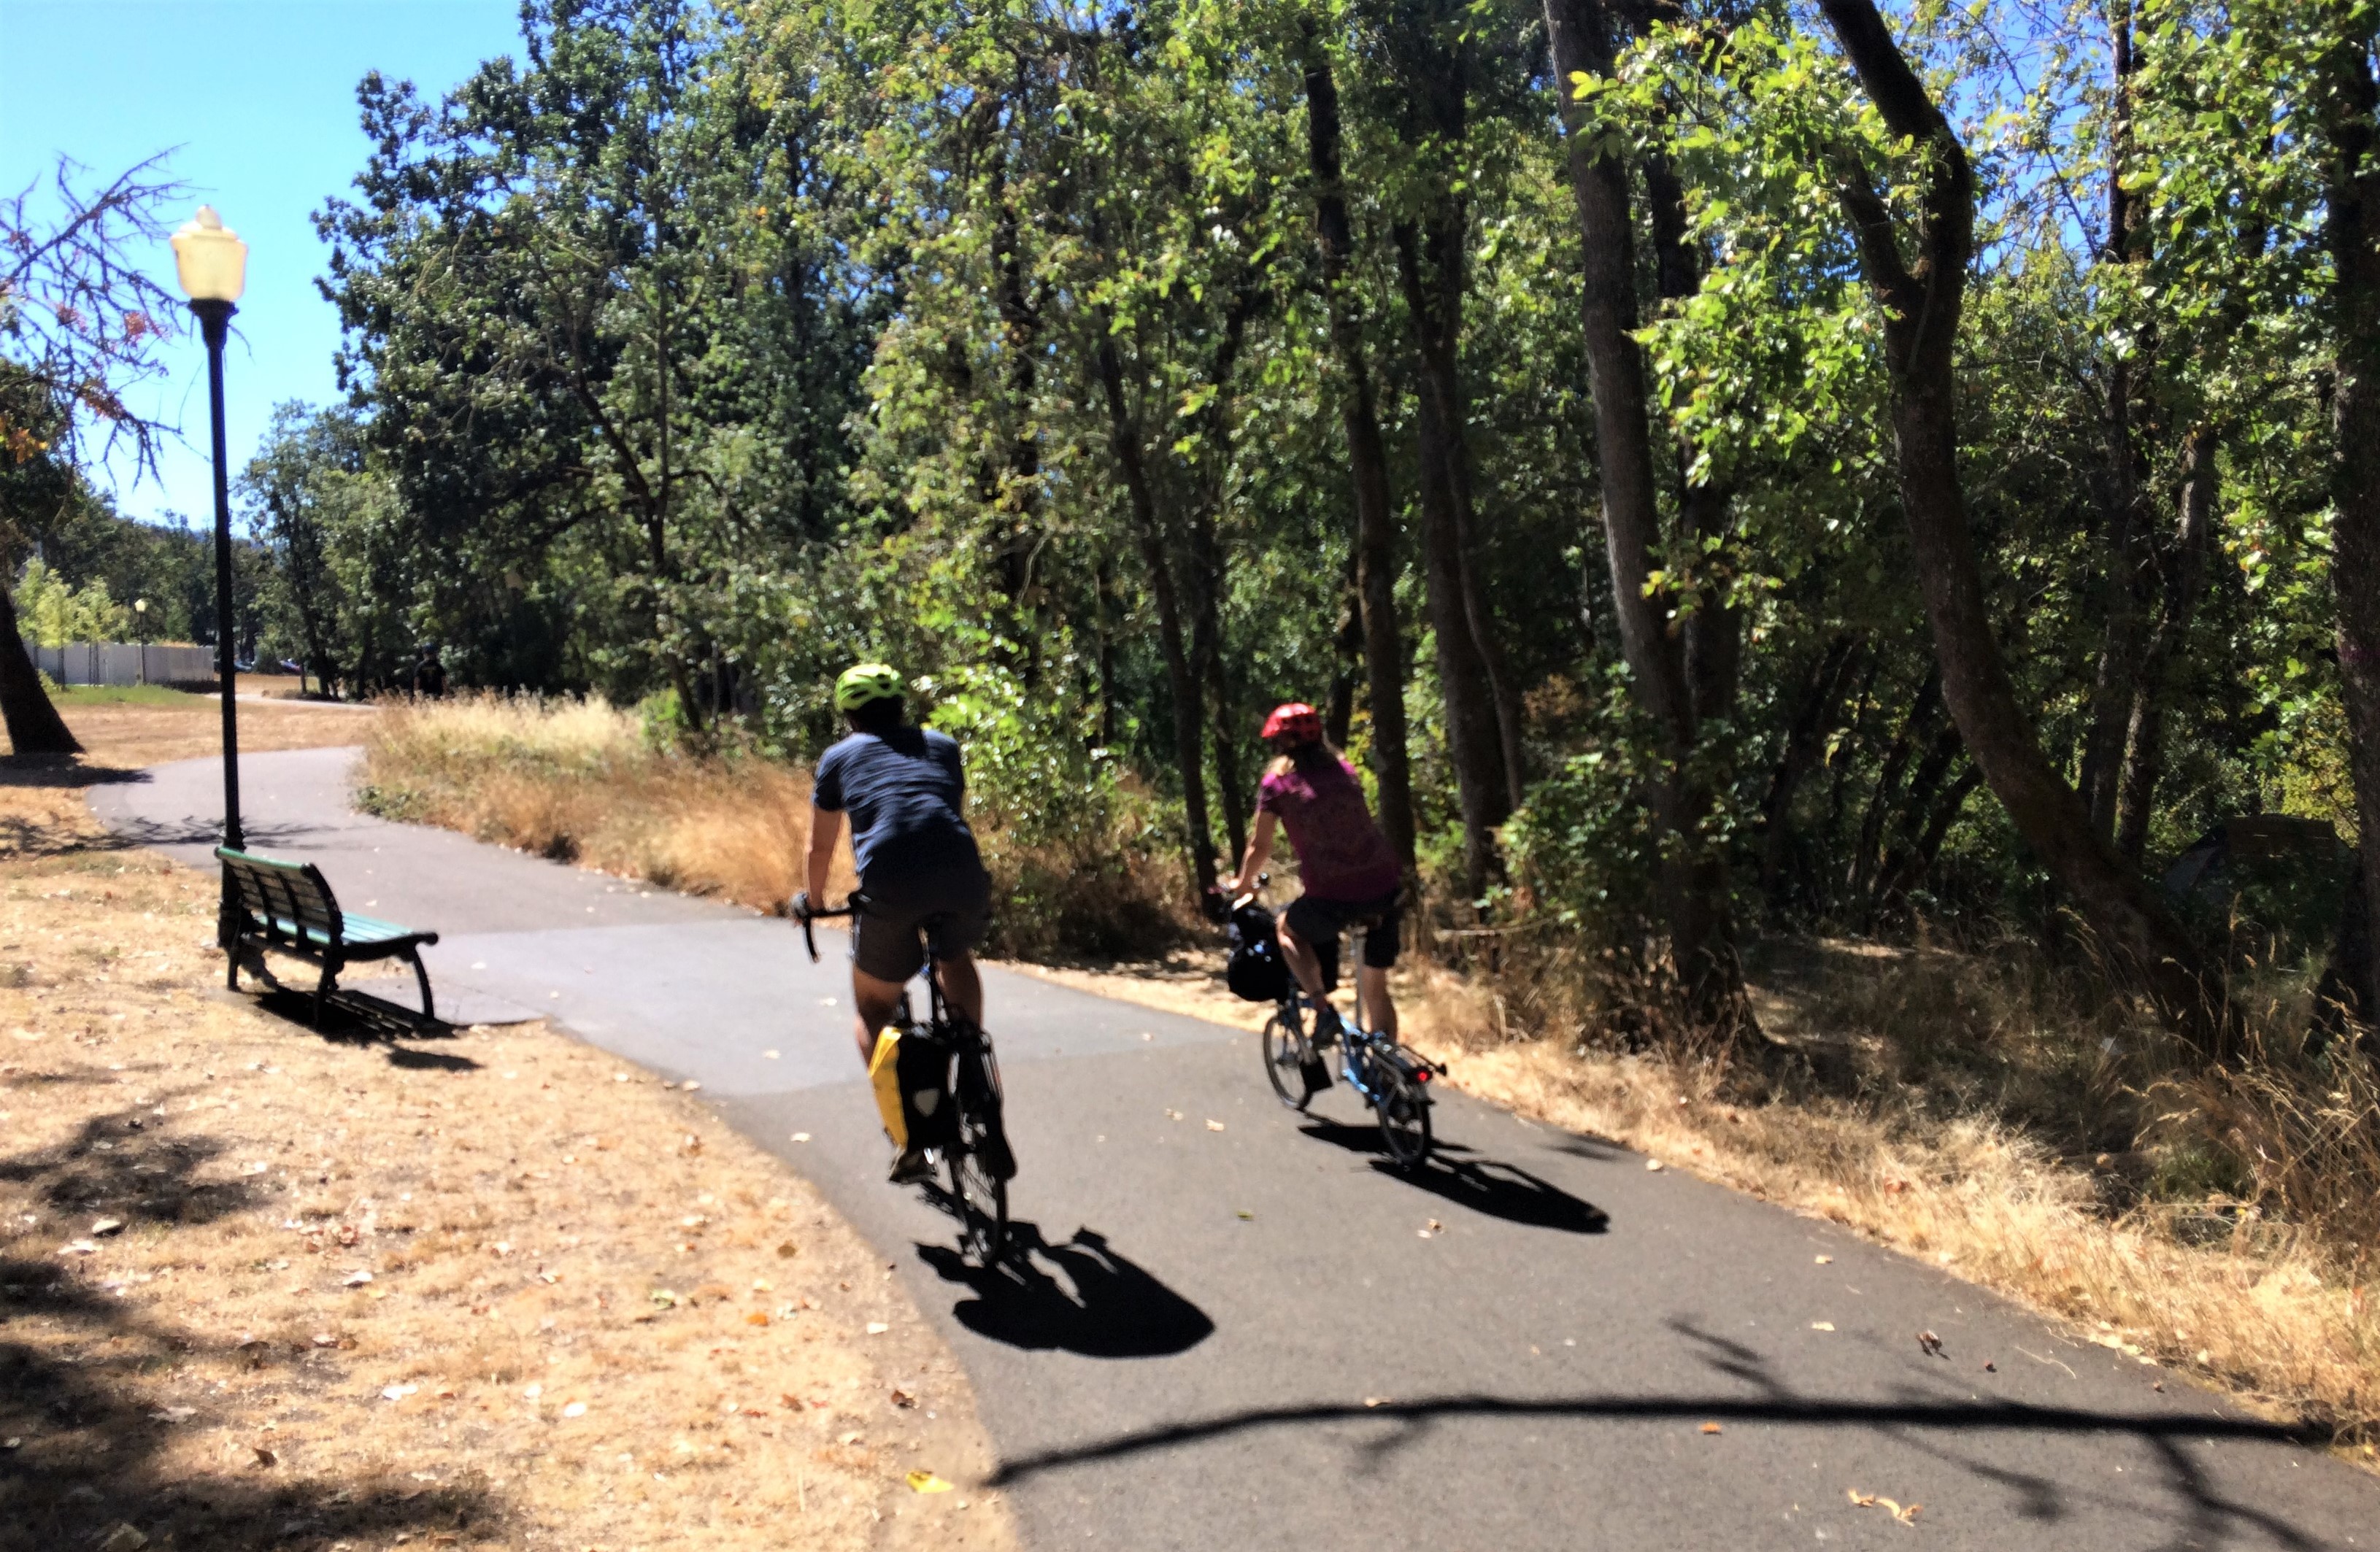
{"left": 887, "top": 1146, "right": 935, "bottom": 1184}
{"left": 1309, "top": 1000, "right": 1345, "bottom": 1048}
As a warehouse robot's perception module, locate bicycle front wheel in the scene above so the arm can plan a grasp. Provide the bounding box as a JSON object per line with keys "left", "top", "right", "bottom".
{"left": 1376, "top": 1064, "right": 1433, "bottom": 1170}
{"left": 1261, "top": 1008, "right": 1315, "bottom": 1111}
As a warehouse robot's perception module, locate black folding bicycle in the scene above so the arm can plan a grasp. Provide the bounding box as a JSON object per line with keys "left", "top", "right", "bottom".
{"left": 796, "top": 896, "right": 1012, "bottom": 1264}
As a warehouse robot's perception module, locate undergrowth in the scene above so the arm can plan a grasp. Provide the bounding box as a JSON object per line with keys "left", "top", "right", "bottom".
{"left": 355, "top": 693, "right": 1198, "bottom": 959}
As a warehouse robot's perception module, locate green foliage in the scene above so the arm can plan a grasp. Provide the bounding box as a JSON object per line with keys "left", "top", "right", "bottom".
{"left": 14, "top": 558, "right": 131, "bottom": 644}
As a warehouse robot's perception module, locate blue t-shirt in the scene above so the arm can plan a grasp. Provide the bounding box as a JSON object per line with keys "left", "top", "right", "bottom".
{"left": 813, "top": 727, "right": 978, "bottom": 879}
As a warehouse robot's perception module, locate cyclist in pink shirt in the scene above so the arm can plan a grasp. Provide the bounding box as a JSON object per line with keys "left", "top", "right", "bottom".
{"left": 1223, "top": 702, "right": 1403, "bottom": 1041}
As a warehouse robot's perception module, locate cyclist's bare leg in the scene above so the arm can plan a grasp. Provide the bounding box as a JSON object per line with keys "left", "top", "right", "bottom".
{"left": 850, "top": 968, "right": 905, "bottom": 1065}
{"left": 936, "top": 951, "right": 985, "bottom": 1028}
{"left": 1274, "top": 917, "right": 1330, "bottom": 1002}
{"left": 1357, "top": 964, "right": 1397, "bottom": 1039}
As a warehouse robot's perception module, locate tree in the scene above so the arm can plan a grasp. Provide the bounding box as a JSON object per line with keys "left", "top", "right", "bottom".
{"left": 1, "top": 155, "right": 188, "bottom": 753}
{"left": 1811, "top": 0, "right": 2221, "bottom": 1047}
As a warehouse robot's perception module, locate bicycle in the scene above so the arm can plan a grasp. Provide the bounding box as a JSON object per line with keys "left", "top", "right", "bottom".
{"left": 1252, "top": 897, "right": 1441, "bottom": 1170}
{"left": 796, "top": 896, "right": 1012, "bottom": 1264}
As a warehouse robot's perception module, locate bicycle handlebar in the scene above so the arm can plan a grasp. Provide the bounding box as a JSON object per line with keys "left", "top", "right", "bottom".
{"left": 792, "top": 895, "right": 858, "bottom": 963}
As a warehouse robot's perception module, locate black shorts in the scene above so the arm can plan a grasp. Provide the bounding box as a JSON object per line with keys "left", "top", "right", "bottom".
{"left": 852, "top": 862, "right": 992, "bottom": 983}
{"left": 1283, "top": 889, "right": 1402, "bottom": 976}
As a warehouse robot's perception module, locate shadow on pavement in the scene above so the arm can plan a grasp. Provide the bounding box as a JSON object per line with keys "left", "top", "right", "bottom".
{"left": 918, "top": 1222, "right": 1214, "bottom": 1359}
{"left": 1297, "top": 1122, "right": 1609, "bottom": 1234}
{"left": 982, "top": 1390, "right": 2325, "bottom": 1545}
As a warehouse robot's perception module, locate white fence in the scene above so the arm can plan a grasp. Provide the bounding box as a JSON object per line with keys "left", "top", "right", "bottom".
{"left": 25, "top": 640, "right": 217, "bottom": 687}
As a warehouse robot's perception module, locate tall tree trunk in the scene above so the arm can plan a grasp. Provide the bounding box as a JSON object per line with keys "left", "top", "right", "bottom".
{"left": 1326, "top": 551, "right": 1363, "bottom": 751}
{"left": 1760, "top": 633, "right": 1860, "bottom": 901}
{"left": 1396, "top": 211, "right": 1525, "bottom": 815}
{"left": 1097, "top": 327, "right": 1217, "bottom": 896}
{"left": 2313, "top": 16, "right": 2380, "bottom": 1034}
{"left": 1301, "top": 18, "right": 1416, "bottom": 868}
{"left": 1816, "top": 0, "right": 2222, "bottom": 1050}
{"left": 2116, "top": 423, "right": 2218, "bottom": 862}
{"left": 1184, "top": 287, "right": 1263, "bottom": 865}
{"left": 0, "top": 587, "right": 80, "bottom": 756}
{"left": 1395, "top": 211, "right": 1514, "bottom": 898}
{"left": 1542, "top": 0, "right": 1744, "bottom": 1020}
{"left": 2079, "top": 1, "right": 2152, "bottom": 838}
{"left": 1851, "top": 668, "right": 1938, "bottom": 904}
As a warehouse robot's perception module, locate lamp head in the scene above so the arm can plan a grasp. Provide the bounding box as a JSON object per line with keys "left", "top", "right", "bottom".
{"left": 172, "top": 206, "right": 247, "bottom": 304}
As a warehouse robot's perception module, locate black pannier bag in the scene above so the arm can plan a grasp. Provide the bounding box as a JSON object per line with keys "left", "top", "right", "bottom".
{"left": 1226, "top": 899, "right": 1291, "bottom": 1002}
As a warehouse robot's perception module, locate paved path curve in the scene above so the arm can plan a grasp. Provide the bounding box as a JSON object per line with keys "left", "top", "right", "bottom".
{"left": 96, "top": 748, "right": 2379, "bottom": 1551}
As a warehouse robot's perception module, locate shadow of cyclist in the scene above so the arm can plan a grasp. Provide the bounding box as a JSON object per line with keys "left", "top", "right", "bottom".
{"left": 1296, "top": 1121, "right": 1609, "bottom": 1235}
{"left": 917, "top": 1221, "right": 1214, "bottom": 1358}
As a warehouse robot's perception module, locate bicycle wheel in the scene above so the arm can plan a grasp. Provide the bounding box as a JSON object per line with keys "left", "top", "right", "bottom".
{"left": 1261, "top": 1008, "right": 1315, "bottom": 1111}
{"left": 1376, "top": 1062, "right": 1433, "bottom": 1170}
{"left": 947, "top": 1116, "right": 1009, "bottom": 1264}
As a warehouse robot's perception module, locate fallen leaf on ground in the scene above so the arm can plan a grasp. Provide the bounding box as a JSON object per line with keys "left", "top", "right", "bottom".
{"left": 1699, "top": 1422, "right": 1722, "bottom": 1435}
{"left": 381, "top": 1385, "right": 417, "bottom": 1402}
{"left": 1811, "top": 1321, "right": 1836, "bottom": 1332}
{"left": 1848, "top": 1489, "right": 1923, "bottom": 1525}
{"left": 90, "top": 1217, "right": 124, "bottom": 1236}
{"left": 251, "top": 1446, "right": 276, "bottom": 1467}
{"left": 58, "top": 1239, "right": 97, "bottom": 1255}
{"left": 906, "top": 1470, "right": 954, "bottom": 1494}
{"left": 1815, "top": 1255, "right": 1833, "bottom": 1265}
{"left": 789, "top": 1132, "right": 811, "bottom": 1143}
{"left": 343, "top": 1270, "right": 374, "bottom": 1288}
{"left": 97, "top": 1524, "right": 147, "bottom": 1552}
{"left": 1363, "top": 1397, "right": 1390, "bottom": 1408}
{"left": 561, "top": 1402, "right": 588, "bottom": 1418}
{"left": 1644, "top": 1159, "right": 1664, "bottom": 1172}
{"left": 865, "top": 1321, "right": 889, "bottom": 1335}
{"left": 1205, "top": 1119, "right": 1225, "bottom": 1132}
{"left": 147, "top": 1407, "right": 196, "bottom": 1423}
{"left": 1917, "top": 1330, "right": 1944, "bottom": 1357}
{"left": 1983, "top": 1360, "right": 1996, "bottom": 1373}
{"left": 1236, "top": 1210, "right": 1253, "bottom": 1220}
{"left": 1165, "top": 1108, "right": 1184, "bottom": 1121}
{"left": 890, "top": 1388, "right": 917, "bottom": 1408}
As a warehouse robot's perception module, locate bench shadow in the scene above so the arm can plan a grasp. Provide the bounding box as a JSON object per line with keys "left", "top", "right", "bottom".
{"left": 1296, "top": 1121, "right": 1610, "bottom": 1234}
{"left": 238, "top": 984, "right": 480, "bottom": 1070}
{"left": 916, "top": 1221, "right": 1214, "bottom": 1359}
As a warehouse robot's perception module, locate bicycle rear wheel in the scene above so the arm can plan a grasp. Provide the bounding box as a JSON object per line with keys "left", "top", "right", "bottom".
{"left": 1376, "top": 1062, "right": 1433, "bottom": 1170}
{"left": 1261, "top": 1008, "right": 1315, "bottom": 1111}
{"left": 947, "top": 1123, "right": 1008, "bottom": 1264}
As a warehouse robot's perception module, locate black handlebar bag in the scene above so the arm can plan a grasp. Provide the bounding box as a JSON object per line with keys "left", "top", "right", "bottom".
{"left": 1226, "top": 900, "right": 1292, "bottom": 1002}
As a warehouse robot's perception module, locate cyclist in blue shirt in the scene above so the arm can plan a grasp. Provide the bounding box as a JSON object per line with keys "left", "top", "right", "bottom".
{"left": 795, "top": 664, "right": 992, "bottom": 1181}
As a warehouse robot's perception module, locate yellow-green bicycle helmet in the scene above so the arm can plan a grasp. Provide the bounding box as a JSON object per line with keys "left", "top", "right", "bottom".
{"left": 833, "top": 662, "right": 905, "bottom": 711}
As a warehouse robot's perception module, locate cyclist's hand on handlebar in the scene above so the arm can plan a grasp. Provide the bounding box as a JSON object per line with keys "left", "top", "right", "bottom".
{"left": 790, "top": 889, "right": 814, "bottom": 922}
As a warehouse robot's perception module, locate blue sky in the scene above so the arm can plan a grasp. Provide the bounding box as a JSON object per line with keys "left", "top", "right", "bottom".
{"left": 0, "top": 0, "right": 526, "bottom": 533}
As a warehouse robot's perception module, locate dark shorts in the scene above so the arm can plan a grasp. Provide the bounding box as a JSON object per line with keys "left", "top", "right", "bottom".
{"left": 1283, "top": 889, "right": 1402, "bottom": 976}
{"left": 852, "top": 862, "right": 993, "bottom": 984}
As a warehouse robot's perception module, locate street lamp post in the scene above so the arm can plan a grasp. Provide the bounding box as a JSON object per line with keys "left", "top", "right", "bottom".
{"left": 172, "top": 207, "right": 249, "bottom": 941}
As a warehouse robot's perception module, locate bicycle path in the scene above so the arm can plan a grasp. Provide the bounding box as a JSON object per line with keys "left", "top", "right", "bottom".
{"left": 96, "top": 747, "right": 2380, "bottom": 1551}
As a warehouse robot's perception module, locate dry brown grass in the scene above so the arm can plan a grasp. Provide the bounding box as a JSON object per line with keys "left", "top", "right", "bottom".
{"left": 28, "top": 694, "right": 381, "bottom": 769}
{"left": 0, "top": 717, "right": 1016, "bottom": 1551}
{"left": 358, "top": 695, "right": 850, "bottom": 913}
{"left": 358, "top": 695, "right": 1199, "bottom": 958}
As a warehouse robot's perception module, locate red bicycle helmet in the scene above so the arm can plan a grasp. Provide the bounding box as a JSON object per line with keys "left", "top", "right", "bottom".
{"left": 1261, "top": 701, "right": 1322, "bottom": 742}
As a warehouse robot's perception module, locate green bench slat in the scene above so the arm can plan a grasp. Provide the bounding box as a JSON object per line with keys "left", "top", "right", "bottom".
{"left": 258, "top": 914, "right": 424, "bottom": 949}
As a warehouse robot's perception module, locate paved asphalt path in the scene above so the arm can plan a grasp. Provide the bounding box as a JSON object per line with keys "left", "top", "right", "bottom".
{"left": 96, "top": 747, "right": 2380, "bottom": 1551}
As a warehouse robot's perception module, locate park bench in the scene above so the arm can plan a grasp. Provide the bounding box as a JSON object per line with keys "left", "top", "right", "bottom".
{"left": 216, "top": 846, "right": 440, "bottom": 1026}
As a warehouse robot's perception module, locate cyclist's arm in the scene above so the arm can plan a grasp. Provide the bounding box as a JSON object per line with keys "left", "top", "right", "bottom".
{"left": 1227, "top": 811, "right": 1277, "bottom": 899}
{"left": 806, "top": 804, "right": 844, "bottom": 906}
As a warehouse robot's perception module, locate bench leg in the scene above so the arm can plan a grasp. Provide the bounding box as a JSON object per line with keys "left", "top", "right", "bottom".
{"left": 227, "top": 941, "right": 242, "bottom": 992}
{"left": 409, "top": 949, "right": 436, "bottom": 1024}
{"left": 314, "top": 960, "right": 337, "bottom": 1027}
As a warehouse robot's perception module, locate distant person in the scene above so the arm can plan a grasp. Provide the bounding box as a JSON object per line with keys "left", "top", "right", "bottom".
{"left": 410, "top": 643, "right": 446, "bottom": 698}
{"left": 793, "top": 664, "right": 994, "bottom": 1182}
{"left": 1222, "top": 701, "right": 1403, "bottom": 1041}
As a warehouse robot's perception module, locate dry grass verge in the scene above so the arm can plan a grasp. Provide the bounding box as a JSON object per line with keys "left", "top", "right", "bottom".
{"left": 0, "top": 717, "right": 1015, "bottom": 1551}
{"left": 357, "top": 695, "right": 1197, "bottom": 958}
